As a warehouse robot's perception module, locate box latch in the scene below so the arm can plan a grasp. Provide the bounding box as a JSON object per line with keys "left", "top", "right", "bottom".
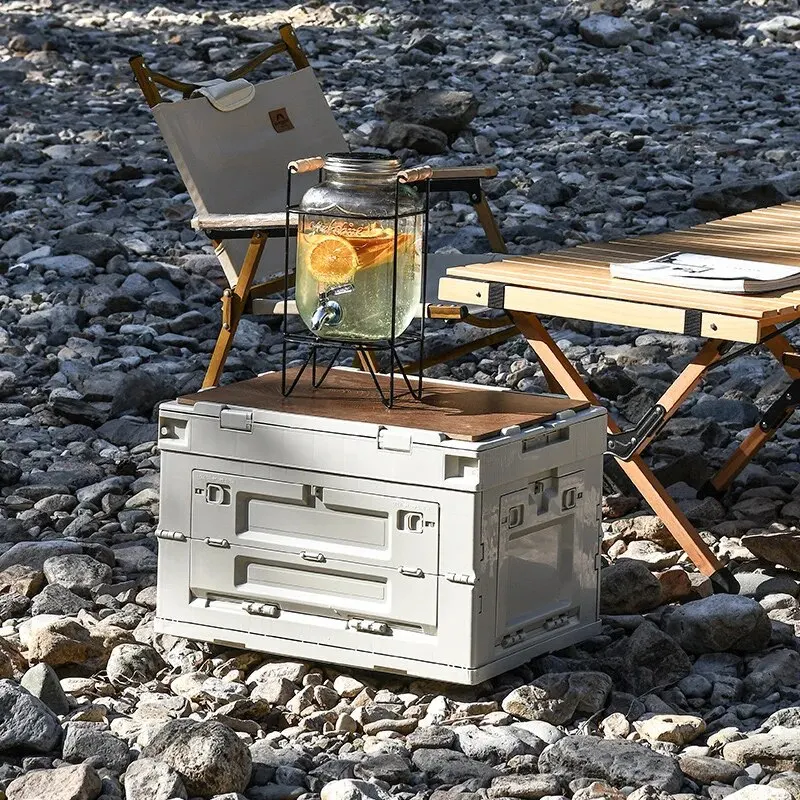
{"left": 242, "top": 601, "right": 280, "bottom": 618}
{"left": 377, "top": 426, "right": 412, "bottom": 452}
{"left": 445, "top": 572, "right": 476, "bottom": 586}
{"left": 347, "top": 618, "right": 390, "bottom": 635}
{"left": 219, "top": 407, "right": 253, "bottom": 432}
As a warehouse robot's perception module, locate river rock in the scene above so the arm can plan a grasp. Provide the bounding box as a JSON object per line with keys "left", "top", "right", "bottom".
{"left": 5, "top": 764, "right": 102, "bottom": 800}
{"left": 20, "top": 663, "right": 70, "bottom": 716}
{"left": 634, "top": 714, "right": 706, "bottom": 745}
{"left": 742, "top": 532, "right": 800, "bottom": 571}
{"left": 502, "top": 672, "right": 613, "bottom": 725}
{"left": 662, "top": 595, "right": 772, "bottom": 653}
{"left": 723, "top": 728, "right": 800, "bottom": 773}
{"left": 579, "top": 14, "right": 639, "bottom": 48}
{"left": 122, "top": 757, "right": 188, "bottom": 800}
{"left": 106, "top": 643, "right": 165, "bottom": 685}
{"left": 0, "top": 679, "right": 62, "bottom": 753}
{"left": 142, "top": 718, "right": 252, "bottom": 796}
{"left": 538, "top": 735, "right": 683, "bottom": 792}
{"left": 600, "top": 559, "right": 663, "bottom": 614}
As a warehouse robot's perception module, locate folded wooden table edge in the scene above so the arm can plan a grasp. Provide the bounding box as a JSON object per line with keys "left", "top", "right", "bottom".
{"left": 437, "top": 200, "right": 800, "bottom": 592}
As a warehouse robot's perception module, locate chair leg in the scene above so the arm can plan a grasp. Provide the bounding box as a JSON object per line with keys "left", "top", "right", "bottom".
{"left": 702, "top": 330, "right": 800, "bottom": 497}
{"left": 472, "top": 191, "right": 508, "bottom": 254}
{"left": 202, "top": 232, "right": 267, "bottom": 389}
{"left": 510, "top": 312, "right": 731, "bottom": 585}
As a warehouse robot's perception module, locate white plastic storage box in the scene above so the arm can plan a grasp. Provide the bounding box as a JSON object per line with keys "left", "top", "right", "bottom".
{"left": 155, "top": 369, "right": 606, "bottom": 684}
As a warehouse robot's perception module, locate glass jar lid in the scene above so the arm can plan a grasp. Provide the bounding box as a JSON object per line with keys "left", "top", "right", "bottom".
{"left": 324, "top": 152, "right": 401, "bottom": 177}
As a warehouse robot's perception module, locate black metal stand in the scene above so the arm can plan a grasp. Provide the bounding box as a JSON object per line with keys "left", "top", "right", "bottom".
{"left": 281, "top": 157, "right": 431, "bottom": 408}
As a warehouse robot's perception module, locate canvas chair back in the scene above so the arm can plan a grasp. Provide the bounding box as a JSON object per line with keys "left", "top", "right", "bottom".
{"left": 151, "top": 67, "right": 347, "bottom": 284}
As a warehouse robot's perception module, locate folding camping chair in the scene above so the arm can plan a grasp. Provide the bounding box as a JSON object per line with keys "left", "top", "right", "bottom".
{"left": 130, "top": 24, "right": 514, "bottom": 389}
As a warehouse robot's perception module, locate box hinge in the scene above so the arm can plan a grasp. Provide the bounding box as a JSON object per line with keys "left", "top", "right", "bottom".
{"left": 219, "top": 407, "right": 253, "bottom": 432}
{"left": 242, "top": 601, "right": 280, "bottom": 618}
{"left": 398, "top": 566, "right": 425, "bottom": 578}
{"left": 377, "top": 426, "right": 412, "bottom": 452}
{"left": 445, "top": 572, "right": 476, "bottom": 586}
{"left": 595, "top": 552, "right": 604, "bottom": 571}
{"left": 501, "top": 631, "right": 525, "bottom": 648}
{"left": 347, "top": 618, "right": 390, "bottom": 635}
{"left": 543, "top": 613, "right": 571, "bottom": 631}
{"left": 155, "top": 529, "right": 186, "bottom": 542}
{"left": 203, "top": 537, "right": 230, "bottom": 549}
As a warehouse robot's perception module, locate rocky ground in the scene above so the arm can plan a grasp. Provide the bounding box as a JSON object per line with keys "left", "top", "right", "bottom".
{"left": 2, "top": 0, "right": 800, "bottom": 799}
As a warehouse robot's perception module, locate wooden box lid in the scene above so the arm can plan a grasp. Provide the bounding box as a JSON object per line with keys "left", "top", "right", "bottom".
{"left": 179, "top": 368, "right": 590, "bottom": 442}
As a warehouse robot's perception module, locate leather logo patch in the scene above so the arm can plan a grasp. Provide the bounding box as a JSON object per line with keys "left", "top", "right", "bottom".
{"left": 269, "top": 108, "right": 294, "bottom": 133}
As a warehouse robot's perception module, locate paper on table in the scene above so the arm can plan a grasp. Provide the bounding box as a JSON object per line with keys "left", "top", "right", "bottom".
{"left": 610, "top": 252, "right": 800, "bottom": 294}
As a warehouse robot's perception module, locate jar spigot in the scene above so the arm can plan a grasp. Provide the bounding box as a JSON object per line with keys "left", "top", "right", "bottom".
{"left": 310, "top": 283, "right": 354, "bottom": 331}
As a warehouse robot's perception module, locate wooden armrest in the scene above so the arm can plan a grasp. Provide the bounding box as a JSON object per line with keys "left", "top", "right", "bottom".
{"left": 426, "top": 303, "right": 510, "bottom": 328}
{"left": 429, "top": 165, "right": 498, "bottom": 180}
{"left": 427, "top": 303, "right": 466, "bottom": 321}
{"left": 191, "top": 212, "right": 297, "bottom": 231}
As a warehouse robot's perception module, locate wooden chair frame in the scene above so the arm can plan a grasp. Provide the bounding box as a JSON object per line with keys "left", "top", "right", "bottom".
{"left": 130, "top": 24, "right": 514, "bottom": 389}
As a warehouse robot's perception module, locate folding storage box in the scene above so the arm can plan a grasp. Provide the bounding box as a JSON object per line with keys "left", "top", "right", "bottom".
{"left": 155, "top": 370, "right": 607, "bottom": 684}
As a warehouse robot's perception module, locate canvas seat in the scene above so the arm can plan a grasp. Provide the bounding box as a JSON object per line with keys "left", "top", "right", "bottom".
{"left": 130, "top": 24, "right": 514, "bottom": 388}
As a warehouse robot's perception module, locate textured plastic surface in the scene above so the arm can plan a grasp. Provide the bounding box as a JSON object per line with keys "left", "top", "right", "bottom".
{"left": 156, "top": 375, "right": 606, "bottom": 684}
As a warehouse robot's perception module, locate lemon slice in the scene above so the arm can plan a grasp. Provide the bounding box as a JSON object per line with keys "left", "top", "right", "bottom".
{"left": 307, "top": 235, "right": 358, "bottom": 284}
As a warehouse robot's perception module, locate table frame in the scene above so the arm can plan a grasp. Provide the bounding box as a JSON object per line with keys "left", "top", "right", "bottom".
{"left": 438, "top": 202, "right": 800, "bottom": 592}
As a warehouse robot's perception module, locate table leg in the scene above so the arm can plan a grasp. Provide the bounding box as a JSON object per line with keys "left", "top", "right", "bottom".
{"left": 702, "top": 329, "right": 800, "bottom": 497}
{"left": 511, "top": 312, "right": 735, "bottom": 589}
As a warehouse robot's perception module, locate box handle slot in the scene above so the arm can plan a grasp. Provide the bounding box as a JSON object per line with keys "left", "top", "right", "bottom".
{"left": 204, "top": 537, "right": 230, "bottom": 548}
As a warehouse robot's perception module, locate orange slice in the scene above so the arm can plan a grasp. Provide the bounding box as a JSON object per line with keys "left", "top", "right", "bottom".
{"left": 307, "top": 235, "right": 358, "bottom": 284}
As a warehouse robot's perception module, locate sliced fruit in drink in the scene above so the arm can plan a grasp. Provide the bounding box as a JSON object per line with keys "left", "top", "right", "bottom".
{"left": 307, "top": 235, "right": 359, "bottom": 284}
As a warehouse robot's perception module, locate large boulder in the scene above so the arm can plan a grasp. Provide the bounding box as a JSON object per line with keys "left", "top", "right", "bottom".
{"left": 0, "top": 679, "right": 62, "bottom": 753}
{"left": 380, "top": 121, "right": 448, "bottom": 155}
{"left": 502, "top": 672, "right": 613, "bottom": 725}
{"left": 142, "top": 719, "right": 252, "bottom": 796}
{"left": 375, "top": 89, "right": 478, "bottom": 135}
{"left": 663, "top": 595, "right": 771, "bottom": 653}
{"left": 579, "top": 14, "right": 640, "bottom": 47}
{"left": 538, "top": 735, "right": 683, "bottom": 792}
{"left": 692, "top": 181, "right": 789, "bottom": 214}
{"left": 600, "top": 560, "right": 663, "bottom": 615}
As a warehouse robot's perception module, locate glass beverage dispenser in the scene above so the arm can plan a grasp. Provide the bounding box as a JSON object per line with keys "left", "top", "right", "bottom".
{"left": 293, "top": 153, "right": 427, "bottom": 340}
{"left": 282, "top": 153, "right": 432, "bottom": 407}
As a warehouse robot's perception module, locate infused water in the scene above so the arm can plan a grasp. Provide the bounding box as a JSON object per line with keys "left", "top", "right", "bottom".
{"left": 296, "top": 215, "right": 423, "bottom": 341}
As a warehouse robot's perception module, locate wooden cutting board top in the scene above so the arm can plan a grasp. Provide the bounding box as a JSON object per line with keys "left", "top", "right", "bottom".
{"left": 179, "top": 368, "right": 590, "bottom": 442}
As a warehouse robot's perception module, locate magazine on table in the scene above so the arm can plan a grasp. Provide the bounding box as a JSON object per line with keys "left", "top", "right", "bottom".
{"left": 609, "top": 252, "right": 800, "bottom": 294}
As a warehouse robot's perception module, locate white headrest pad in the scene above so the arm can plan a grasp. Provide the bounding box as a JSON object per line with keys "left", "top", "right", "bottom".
{"left": 192, "top": 78, "right": 256, "bottom": 111}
